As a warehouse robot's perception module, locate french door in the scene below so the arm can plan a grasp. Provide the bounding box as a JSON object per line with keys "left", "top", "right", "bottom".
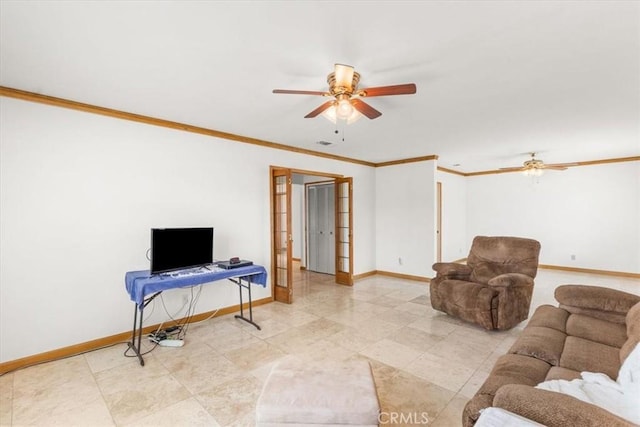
{"left": 335, "top": 177, "right": 353, "bottom": 285}
{"left": 271, "top": 168, "right": 354, "bottom": 303}
{"left": 271, "top": 168, "right": 292, "bottom": 303}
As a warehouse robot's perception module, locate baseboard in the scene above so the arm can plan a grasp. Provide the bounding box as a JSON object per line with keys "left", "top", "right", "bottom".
{"left": 353, "top": 270, "right": 377, "bottom": 281}
{"left": 0, "top": 296, "right": 273, "bottom": 375}
{"left": 539, "top": 264, "right": 640, "bottom": 279}
{"left": 371, "top": 270, "right": 431, "bottom": 283}
{"left": 441, "top": 258, "right": 638, "bottom": 279}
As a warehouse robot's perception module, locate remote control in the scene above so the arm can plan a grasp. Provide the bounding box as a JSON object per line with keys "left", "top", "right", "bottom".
{"left": 158, "top": 339, "right": 184, "bottom": 347}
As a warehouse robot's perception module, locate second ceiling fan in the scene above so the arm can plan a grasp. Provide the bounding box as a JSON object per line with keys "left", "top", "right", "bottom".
{"left": 500, "top": 153, "right": 578, "bottom": 176}
{"left": 273, "top": 63, "right": 416, "bottom": 123}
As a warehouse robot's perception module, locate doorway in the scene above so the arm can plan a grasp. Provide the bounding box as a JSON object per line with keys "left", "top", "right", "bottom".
{"left": 270, "top": 167, "right": 353, "bottom": 304}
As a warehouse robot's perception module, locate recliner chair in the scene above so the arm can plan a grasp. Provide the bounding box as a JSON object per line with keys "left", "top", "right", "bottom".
{"left": 430, "top": 236, "right": 541, "bottom": 330}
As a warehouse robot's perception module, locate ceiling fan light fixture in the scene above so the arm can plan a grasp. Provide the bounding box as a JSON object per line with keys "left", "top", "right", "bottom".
{"left": 523, "top": 167, "right": 544, "bottom": 177}
{"left": 322, "top": 102, "right": 362, "bottom": 124}
{"left": 336, "top": 98, "right": 354, "bottom": 119}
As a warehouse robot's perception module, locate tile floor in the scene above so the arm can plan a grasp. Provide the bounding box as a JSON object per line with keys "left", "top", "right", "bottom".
{"left": 0, "top": 267, "right": 638, "bottom": 426}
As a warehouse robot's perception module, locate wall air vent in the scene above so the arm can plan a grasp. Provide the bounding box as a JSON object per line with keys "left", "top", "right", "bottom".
{"left": 316, "top": 141, "right": 333, "bottom": 146}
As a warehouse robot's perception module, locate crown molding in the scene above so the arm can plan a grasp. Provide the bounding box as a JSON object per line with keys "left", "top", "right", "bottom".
{"left": 0, "top": 86, "right": 376, "bottom": 167}
{"left": 2, "top": 86, "right": 637, "bottom": 172}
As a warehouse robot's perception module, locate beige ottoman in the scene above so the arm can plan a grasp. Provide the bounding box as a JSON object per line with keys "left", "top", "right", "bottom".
{"left": 256, "top": 357, "right": 380, "bottom": 426}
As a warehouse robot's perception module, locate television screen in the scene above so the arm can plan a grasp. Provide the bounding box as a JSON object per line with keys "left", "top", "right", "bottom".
{"left": 150, "top": 227, "right": 214, "bottom": 274}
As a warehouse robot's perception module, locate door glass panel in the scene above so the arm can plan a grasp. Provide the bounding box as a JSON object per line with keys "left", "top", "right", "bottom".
{"left": 274, "top": 175, "right": 288, "bottom": 288}
{"left": 336, "top": 181, "right": 350, "bottom": 275}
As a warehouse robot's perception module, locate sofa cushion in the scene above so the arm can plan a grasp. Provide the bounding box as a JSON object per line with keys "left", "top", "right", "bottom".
{"left": 544, "top": 366, "right": 581, "bottom": 381}
{"left": 509, "top": 326, "right": 567, "bottom": 366}
{"left": 560, "top": 336, "right": 620, "bottom": 379}
{"left": 467, "top": 236, "right": 540, "bottom": 284}
{"left": 526, "top": 305, "right": 570, "bottom": 333}
{"left": 620, "top": 302, "right": 640, "bottom": 364}
{"left": 566, "top": 314, "right": 628, "bottom": 348}
{"left": 478, "top": 354, "right": 551, "bottom": 396}
{"left": 556, "top": 285, "right": 640, "bottom": 325}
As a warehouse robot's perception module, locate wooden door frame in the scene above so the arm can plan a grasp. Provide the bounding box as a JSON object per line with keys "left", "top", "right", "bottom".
{"left": 270, "top": 167, "right": 353, "bottom": 297}
{"left": 437, "top": 181, "right": 442, "bottom": 263}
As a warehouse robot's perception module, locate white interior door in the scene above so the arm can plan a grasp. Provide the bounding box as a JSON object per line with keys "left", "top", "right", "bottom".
{"left": 307, "top": 183, "right": 335, "bottom": 274}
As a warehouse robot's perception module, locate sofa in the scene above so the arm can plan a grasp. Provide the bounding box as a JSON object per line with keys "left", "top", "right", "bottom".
{"left": 463, "top": 284, "right": 640, "bottom": 426}
{"left": 431, "top": 236, "right": 541, "bottom": 330}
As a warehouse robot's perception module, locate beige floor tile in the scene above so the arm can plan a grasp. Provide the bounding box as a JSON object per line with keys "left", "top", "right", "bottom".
{"left": 84, "top": 342, "right": 138, "bottom": 374}
{"left": 160, "top": 350, "right": 244, "bottom": 395}
{"left": 223, "top": 340, "right": 285, "bottom": 371}
{"left": 124, "top": 397, "right": 219, "bottom": 426}
{"left": 350, "top": 317, "right": 403, "bottom": 341}
{"left": 94, "top": 356, "right": 191, "bottom": 425}
{"left": 12, "top": 356, "right": 114, "bottom": 426}
{"left": 427, "top": 335, "right": 493, "bottom": 370}
{"left": 195, "top": 374, "right": 262, "bottom": 426}
{"left": 360, "top": 338, "right": 423, "bottom": 369}
{"left": 405, "top": 352, "right": 476, "bottom": 393}
{"left": 388, "top": 326, "right": 445, "bottom": 353}
{"left": 289, "top": 338, "right": 357, "bottom": 363}
{"left": 0, "top": 373, "right": 13, "bottom": 426}
{"left": 407, "top": 316, "right": 458, "bottom": 337}
{"left": 459, "top": 369, "right": 492, "bottom": 399}
{"left": 375, "top": 369, "right": 455, "bottom": 425}
{"left": 430, "top": 394, "right": 468, "bottom": 427}
{"left": 325, "top": 327, "right": 377, "bottom": 352}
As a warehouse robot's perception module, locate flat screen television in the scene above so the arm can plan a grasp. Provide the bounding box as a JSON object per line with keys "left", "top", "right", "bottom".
{"left": 150, "top": 227, "right": 214, "bottom": 274}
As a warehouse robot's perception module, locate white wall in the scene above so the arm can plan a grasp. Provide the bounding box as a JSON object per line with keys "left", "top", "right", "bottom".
{"left": 375, "top": 160, "right": 437, "bottom": 277}
{"left": 466, "top": 162, "right": 640, "bottom": 273}
{"left": 0, "top": 97, "right": 376, "bottom": 362}
{"left": 436, "top": 170, "right": 467, "bottom": 262}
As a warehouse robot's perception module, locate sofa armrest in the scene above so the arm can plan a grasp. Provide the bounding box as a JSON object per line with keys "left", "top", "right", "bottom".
{"left": 493, "top": 384, "right": 634, "bottom": 427}
{"left": 555, "top": 285, "right": 640, "bottom": 324}
{"left": 487, "top": 273, "right": 533, "bottom": 288}
{"left": 432, "top": 262, "right": 472, "bottom": 279}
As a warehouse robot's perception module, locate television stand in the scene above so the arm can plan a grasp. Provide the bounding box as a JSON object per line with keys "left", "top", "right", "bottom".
{"left": 125, "top": 265, "right": 268, "bottom": 366}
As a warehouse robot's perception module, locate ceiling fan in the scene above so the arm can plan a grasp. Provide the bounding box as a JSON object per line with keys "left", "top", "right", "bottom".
{"left": 273, "top": 63, "right": 416, "bottom": 123}
{"left": 500, "top": 153, "right": 578, "bottom": 176}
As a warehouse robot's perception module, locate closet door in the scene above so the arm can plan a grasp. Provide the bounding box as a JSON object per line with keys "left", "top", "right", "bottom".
{"left": 307, "top": 183, "right": 335, "bottom": 275}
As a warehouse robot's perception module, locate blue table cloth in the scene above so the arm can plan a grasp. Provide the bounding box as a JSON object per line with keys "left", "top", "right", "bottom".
{"left": 125, "top": 264, "right": 268, "bottom": 307}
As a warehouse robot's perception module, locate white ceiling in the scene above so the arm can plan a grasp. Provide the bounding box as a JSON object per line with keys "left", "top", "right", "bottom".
{"left": 1, "top": 1, "right": 638, "bottom": 172}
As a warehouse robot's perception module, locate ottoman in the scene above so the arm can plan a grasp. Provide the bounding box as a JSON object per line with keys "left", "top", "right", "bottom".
{"left": 256, "top": 356, "right": 380, "bottom": 426}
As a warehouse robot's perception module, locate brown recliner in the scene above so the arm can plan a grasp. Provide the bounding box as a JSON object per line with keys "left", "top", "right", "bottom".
{"left": 430, "top": 236, "right": 541, "bottom": 330}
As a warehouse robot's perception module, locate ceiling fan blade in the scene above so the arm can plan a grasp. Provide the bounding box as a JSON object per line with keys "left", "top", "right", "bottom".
{"left": 334, "top": 64, "right": 355, "bottom": 89}
{"left": 543, "top": 165, "right": 568, "bottom": 171}
{"left": 351, "top": 99, "right": 382, "bottom": 119}
{"left": 304, "top": 100, "right": 335, "bottom": 118}
{"left": 273, "top": 89, "right": 328, "bottom": 96}
{"left": 498, "top": 167, "right": 525, "bottom": 172}
{"left": 358, "top": 83, "right": 417, "bottom": 97}
{"left": 546, "top": 162, "right": 579, "bottom": 168}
